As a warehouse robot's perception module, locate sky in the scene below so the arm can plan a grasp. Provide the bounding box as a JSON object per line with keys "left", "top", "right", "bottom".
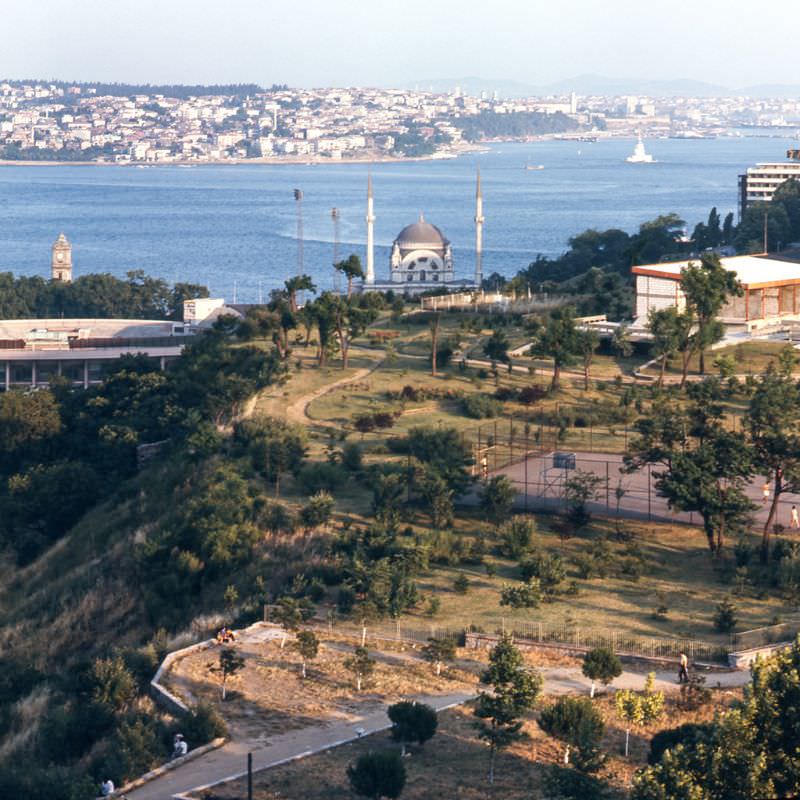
{"left": 3, "top": 0, "right": 797, "bottom": 90}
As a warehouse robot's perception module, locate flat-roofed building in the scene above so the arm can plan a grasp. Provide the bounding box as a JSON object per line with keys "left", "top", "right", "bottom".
{"left": 633, "top": 255, "right": 800, "bottom": 333}
{"left": 0, "top": 318, "right": 190, "bottom": 390}
{"left": 738, "top": 153, "right": 800, "bottom": 219}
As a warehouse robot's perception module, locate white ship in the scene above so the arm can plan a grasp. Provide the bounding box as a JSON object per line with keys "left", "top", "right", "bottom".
{"left": 626, "top": 133, "right": 655, "bottom": 163}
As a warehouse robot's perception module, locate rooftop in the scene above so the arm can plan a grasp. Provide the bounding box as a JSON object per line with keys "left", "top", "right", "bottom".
{"left": 632, "top": 255, "right": 800, "bottom": 288}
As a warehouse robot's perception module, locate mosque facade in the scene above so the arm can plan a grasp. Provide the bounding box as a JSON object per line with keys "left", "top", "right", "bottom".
{"left": 363, "top": 171, "right": 484, "bottom": 294}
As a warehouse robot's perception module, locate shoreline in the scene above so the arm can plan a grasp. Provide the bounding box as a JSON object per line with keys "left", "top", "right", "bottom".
{"left": 0, "top": 143, "right": 487, "bottom": 168}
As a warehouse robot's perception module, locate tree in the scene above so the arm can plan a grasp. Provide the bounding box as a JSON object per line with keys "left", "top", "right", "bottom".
{"left": 284, "top": 274, "right": 316, "bottom": 313}
{"left": 320, "top": 293, "right": 377, "bottom": 369}
{"left": 484, "top": 329, "right": 511, "bottom": 364}
{"left": 344, "top": 646, "right": 375, "bottom": 691}
{"left": 499, "top": 579, "right": 542, "bottom": 609}
{"left": 293, "top": 630, "right": 319, "bottom": 679}
{"left": 473, "top": 634, "right": 542, "bottom": 784}
{"left": 273, "top": 596, "right": 315, "bottom": 648}
{"left": 347, "top": 750, "right": 406, "bottom": 800}
{"left": 422, "top": 636, "right": 456, "bottom": 676}
{"left": 428, "top": 311, "right": 442, "bottom": 377}
{"left": 680, "top": 254, "right": 743, "bottom": 376}
{"left": 235, "top": 416, "right": 307, "bottom": 497}
{"left": 334, "top": 254, "right": 364, "bottom": 299}
{"left": 615, "top": 673, "right": 665, "bottom": 757}
{"left": 479, "top": 475, "right": 516, "bottom": 523}
{"left": 531, "top": 306, "right": 580, "bottom": 391}
{"left": 647, "top": 306, "right": 692, "bottom": 388}
{"left": 577, "top": 329, "right": 600, "bottom": 391}
{"left": 612, "top": 324, "right": 633, "bottom": 360}
{"left": 300, "top": 491, "right": 335, "bottom": 532}
{"left": 388, "top": 701, "right": 438, "bottom": 754}
{"left": 217, "top": 648, "right": 245, "bottom": 700}
{"left": 713, "top": 596, "right": 737, "bottom": 633}
{"left": 563, "top": 470, "right": 604, "bottom": 527}
{"left": 746, "top": 362, "right": 800, "bottom": 561}
{"left": 582, "top": 648, "right": 622, "bottom": 698}
{"left": 539, "top": 696, "right": 605, "bottom": 770}
{"left": 498, "top": 517, "right": 536, "bottom": 559}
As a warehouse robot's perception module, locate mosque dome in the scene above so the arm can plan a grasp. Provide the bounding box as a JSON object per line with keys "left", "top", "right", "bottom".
{"left": 394, "top": 216, "right": 449, "bottom": 253}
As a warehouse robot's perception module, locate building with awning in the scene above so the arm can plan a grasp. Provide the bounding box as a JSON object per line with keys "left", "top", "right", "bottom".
{"left": 633, "top": 255, "right": 800, "bottom": 333}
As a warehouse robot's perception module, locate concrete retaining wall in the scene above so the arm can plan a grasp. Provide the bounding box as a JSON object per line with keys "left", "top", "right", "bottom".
{"left": 727, "top": 640, "right": 793, "bottom": 669}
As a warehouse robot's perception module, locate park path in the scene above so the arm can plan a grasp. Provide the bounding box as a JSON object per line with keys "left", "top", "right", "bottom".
{"left": 284, "top": 351, "right": 384, "bottom": 428}
{"left": 126, "top": 627, "right": 749, "bottom": 800}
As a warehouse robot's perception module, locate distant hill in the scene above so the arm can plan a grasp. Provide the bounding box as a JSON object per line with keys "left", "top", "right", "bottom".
{"left": 2, "top": 79, "right": 271, "bottom": 98}
{"left": 411, "top": 74, "right": 800, "bottom": 99}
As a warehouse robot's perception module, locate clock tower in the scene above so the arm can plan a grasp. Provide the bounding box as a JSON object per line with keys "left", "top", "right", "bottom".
{"left": 51, "top": 233, "right": 73, "bottom": 282}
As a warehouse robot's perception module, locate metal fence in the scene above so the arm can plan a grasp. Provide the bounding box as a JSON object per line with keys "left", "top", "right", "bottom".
{"left": 304, "top": 614, "right": 729, "bottom": 664}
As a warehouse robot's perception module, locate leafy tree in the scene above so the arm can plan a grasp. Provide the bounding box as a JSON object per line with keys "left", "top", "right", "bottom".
{"left": 531, "top": 306, "right": 580, "bottom": 391}
{"left": 520, "top": 552, "right": 565, "bottom": 597}
{"left": 235, "top": 416, "right": 307, "bottom": 496}
{"left": 479, "top": 475, "right": 516, "bottom": 523}
{"left": 292, "top": 630, "right": 319, "bottom": 679}
{"left": 577, "top": 329, "right": 600, "bottom": 391}
{"left": 344, "top": 646, "right": 376, "bottom": 691}
{"left": 334, "top": 254, "right": 365, "bottom": 298}
{"left": 428, "top": 311, "right": 442, "bottom": 376}
{"left": 563, "top": 470, "right": 604, "bottom": 527}
{"left": 216, "top": 648, "right": 245, "bottom": 700}
{"left": 539, "top": 696, "right": 605, "bottom": 770}
{"left": 746, "top": 363, "right": 800, "bottom": 560}
{"left": 500, "top": 579, "right": 542, "bottom": 609}
{"left": 498, "top": 517, "right": 536, "bottom": 558}
{"left": 713, "top": 596, "right": 737, "bottom": 633}
{"left": 388, "top": 701, "right": 438, "bottom": 754}
{"left": 615, "top": 673, "right": 665, "bottom": 757}
{"left": 300, "top": 491, "right": 335, "bottom": 532}
{"left": 612, "top": 324, "right": 633, "bottom": 360}
{"left": 473, "top": 634, "right": 542, "bottom": 784}
{"left": 422, "top": 636, "right": 457, "bottom": 676}
{"left": 273, "top": 596, "right": 315, "bottom": 647}
{"left": 680, "top": 254, "right": 743, "bottom": 376}
{"left": 582, "top": 647, "right": 622, "bottom": 698}
{"left": 91, "top": 657, "right": 138, "bottom": 714}
{"left": 347, "top": 750, "right": 406, "bottom": 800}
{"left": 0, "top": 389, "right": 62, "bottom": 471}
{"left": 647, "top": 306, "right": 693, "bottom": 387}
{"left": 284, "top": 274, "right": 316, "bottom": 312}
{"left": 484, "top": 329, "right": 511, "bottom": 364}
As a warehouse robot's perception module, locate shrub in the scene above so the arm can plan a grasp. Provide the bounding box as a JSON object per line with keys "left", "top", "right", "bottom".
{"left": 348, "top": 750, "right": 406, "bottom": 800}
{"left": 388, "top": 701, "right": 438, "bottom": 751}
{"left": 582, "top": 648, "right": 622, "bottom": 697}
{"left": 462, "top": 393, "right": 502, "bottom": 419}
{"left": 539, "top": 696, "right": 605, "bottom": 772}
{"left": 713, "top": 596, "right": 738, "bottom": 633}
{"left": 453, "top": 573, "right": 470, "bottom": 594}
{"left": 480, "top": 475, "right": 516, "bottom": 523}
{"left": 296, "top": 462, "right": 346, "bottom": 493}
{"left": 341, "top": 442, "right": 363, "bottom": 472}
{"left": 500, "top": 579, "right": 542, "bottom": 609}
{"left": 499, "top": 517, "right": 536, "bottom": 559}
{"left": 648, "top": 722, "right": 712, "bottom": 765}
{"left": 180, "top": 702, "right": 228, "bottom": 745}
{"left": 520, "top": 552, "right": 566, "bottom": 596}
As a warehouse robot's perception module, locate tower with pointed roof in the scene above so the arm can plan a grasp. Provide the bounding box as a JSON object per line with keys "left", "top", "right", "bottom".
{"left": 474, "top": 168, "right": 484, "bottom": 287}
{"left": 51, "top": 233, "right": 72, "bottom": 282}
{"left": 365, "top": 173, "right": 375, "bottom": 284}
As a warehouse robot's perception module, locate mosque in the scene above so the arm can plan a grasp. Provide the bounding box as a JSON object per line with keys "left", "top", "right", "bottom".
{"left": 362, "top": 171, "right": 484, "bottom": 294}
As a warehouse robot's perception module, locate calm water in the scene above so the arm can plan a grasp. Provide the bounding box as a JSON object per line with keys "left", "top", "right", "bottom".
{"left": 0, "top": 137, "right": 796, "bottom": 300}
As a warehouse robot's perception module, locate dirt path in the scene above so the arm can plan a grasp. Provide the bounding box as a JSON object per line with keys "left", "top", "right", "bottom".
{"left": 285, "top": 353, "right": 384, "bottom": 428}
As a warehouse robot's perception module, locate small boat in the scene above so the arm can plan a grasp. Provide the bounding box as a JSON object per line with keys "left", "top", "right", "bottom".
{"left": 525, "top": 163, "right": 544, "bottom": 170}
{"left": 626, "top": 133, "right": 655, "bottom": 163}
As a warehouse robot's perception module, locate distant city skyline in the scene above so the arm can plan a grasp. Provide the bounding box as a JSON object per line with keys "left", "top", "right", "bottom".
{"left": 6, "top": 0, "right": 797, "bottom": 91}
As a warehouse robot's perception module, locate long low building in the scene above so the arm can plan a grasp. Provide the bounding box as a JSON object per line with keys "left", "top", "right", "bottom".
{"left": 633, "top": 255, "right": 800, "bottom": 333}
{"left": 0, "top": 318, "right": 191, "bottom": 389}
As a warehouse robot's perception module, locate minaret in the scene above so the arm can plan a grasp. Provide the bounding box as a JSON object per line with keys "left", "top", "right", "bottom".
{"left": 365, "top": 172, "right": 375, "bottom": 284}
{"left": 474, "top": 168, "right": 484, "bottom": 287}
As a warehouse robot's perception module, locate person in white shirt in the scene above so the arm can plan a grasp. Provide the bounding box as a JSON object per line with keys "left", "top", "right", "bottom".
{"left": 100, "top": 778, "right": 115, "bottom": 796}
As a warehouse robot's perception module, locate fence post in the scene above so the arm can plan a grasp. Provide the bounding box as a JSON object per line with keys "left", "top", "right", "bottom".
{"left": 648, "top": 464, "right": 652, "bottom": 521}
{"left": 248, "top": 752, "right": 253, "bottom": 800}
{"left": 538, "top": 622, "right": 542, "bottom": 642}
{"left": 606, "top": 461, "right": 610, "bottom": 509}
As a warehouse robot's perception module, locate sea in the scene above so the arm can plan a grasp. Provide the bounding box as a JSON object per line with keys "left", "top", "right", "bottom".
{"left": 0, "top": 135, "right": 797, "bottom": 301}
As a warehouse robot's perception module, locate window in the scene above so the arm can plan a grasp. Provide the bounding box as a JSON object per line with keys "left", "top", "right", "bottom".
{"left": 433, "top": 273, "right": 439, "bottom": 281}
{"left": 418, "top": 256, "right": 428, "bottom": 262}
{"left": 407, "top": 273, "right": 414, "bottom": 282}
{"left": 420, "top": 270, "right": 427, "bottom": 281}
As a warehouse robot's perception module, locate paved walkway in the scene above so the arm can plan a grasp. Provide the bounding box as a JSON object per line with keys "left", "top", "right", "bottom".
{"left": 127, "top": 626, "right": 749, "bottom": 800}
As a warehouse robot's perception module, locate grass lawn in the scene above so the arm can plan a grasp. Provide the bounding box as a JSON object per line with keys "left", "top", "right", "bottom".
{"left": 198, "top": 690, "right": 736, "bottom": 800}
{"left": 643, "top": 340, "right": 797, "bottom": 378}
{"left": 396, "top": 511, "right": 787, "bottom": 646}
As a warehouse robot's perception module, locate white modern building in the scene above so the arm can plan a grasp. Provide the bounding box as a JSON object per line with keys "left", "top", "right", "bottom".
{"left": 738, "top": 151, "right": 800, "bottom": 219}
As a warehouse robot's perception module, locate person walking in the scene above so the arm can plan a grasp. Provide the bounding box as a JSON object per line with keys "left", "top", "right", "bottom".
{"left": 791, "top": 505, "right": 800, "bottom": 530}
{"left": 678, "top": 651, "right": 689, "bottom": 684}
{"left": 762, "top": 482, "right": 771, "bottom": 505}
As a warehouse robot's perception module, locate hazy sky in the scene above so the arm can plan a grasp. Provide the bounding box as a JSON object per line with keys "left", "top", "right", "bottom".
{"left": 4, "top": 0, "right": 797, "bottom": 89}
